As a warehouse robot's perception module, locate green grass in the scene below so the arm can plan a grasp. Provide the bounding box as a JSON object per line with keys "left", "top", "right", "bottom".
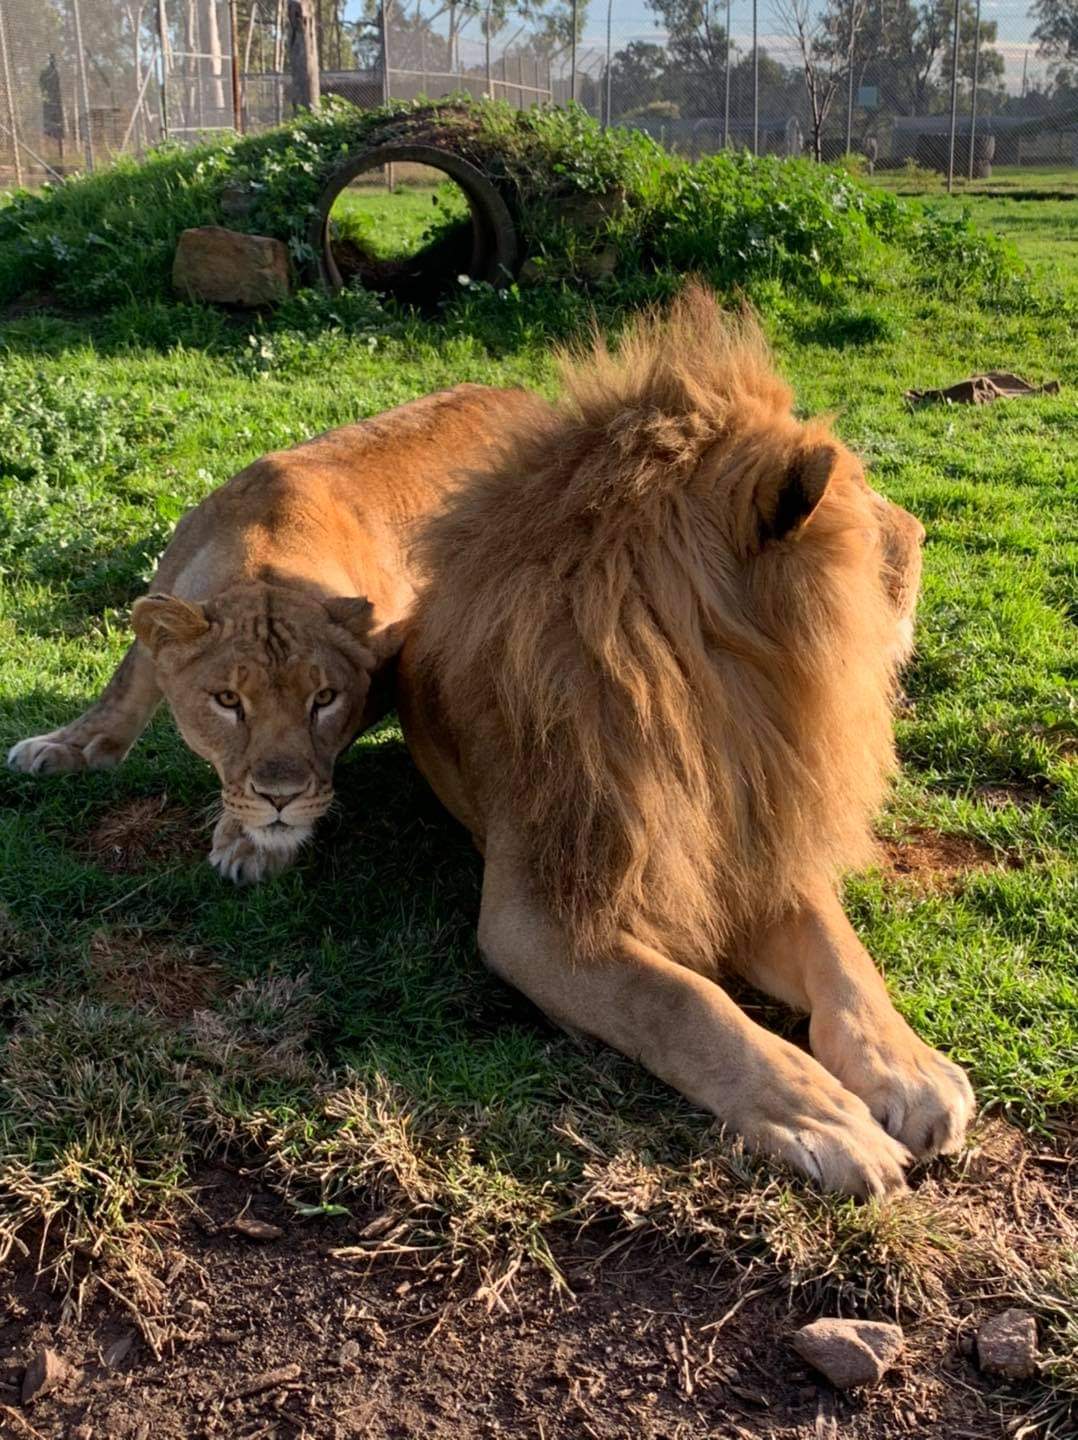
{"left": 330, "top": 180, "right": 472, "bottom": 261}
{"left": 870, "top": 162, "right": 1078, "bottom": 196}
{"left": 0, "top": 140, "right": 1076, "bottom": 1400}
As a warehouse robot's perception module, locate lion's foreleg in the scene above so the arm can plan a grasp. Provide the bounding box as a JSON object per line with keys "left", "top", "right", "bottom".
{"left": 476, "top": 830, "right": 910, "bottom": 1200}
{"left": 8, "top": 643, "right": 161, "bottom": 775}
{"left": 733, "top": 888, "right": 974, "bottom": 1160}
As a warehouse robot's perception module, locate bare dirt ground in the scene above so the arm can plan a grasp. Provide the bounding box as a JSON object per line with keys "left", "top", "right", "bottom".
{"left": 2, "top": 1151, "right": 1070, "bottom": 1440}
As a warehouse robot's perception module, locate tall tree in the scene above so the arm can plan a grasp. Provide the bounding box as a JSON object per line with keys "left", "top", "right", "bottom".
{"left": 1032, "top": 0, "right": 1078, "bottom": 61}
{"left": 645, "top": 0, "right": 729, "bottom": 116}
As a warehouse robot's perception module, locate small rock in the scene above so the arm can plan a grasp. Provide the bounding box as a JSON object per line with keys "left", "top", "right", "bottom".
{"left": 976, "top": 1308, "right": 1038, "bottom": 1379}
{"left": 337, "top": 1339, "right": 361, "bottom": 1371}
{"left": 791, "top": 1318, "right": 904, "bottom": 1390}
{"left": 227, "top": 1212, "right": 284, "bottom": 1241}
{"left": 172, "top": 226, "right": 290, "bottom": 307}
{"left": 21, "top": 1345, "right": 68, "bottom": 1404}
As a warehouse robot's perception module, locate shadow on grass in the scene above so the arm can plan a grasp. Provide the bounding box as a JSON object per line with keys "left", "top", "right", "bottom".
{"left": 0, "top": 688, "right": 561, "bottom": 1096}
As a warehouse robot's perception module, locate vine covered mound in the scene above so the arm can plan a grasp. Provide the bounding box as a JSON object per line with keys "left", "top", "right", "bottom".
{"left": 0, "top": 98, "right": 1023, "bottom": 311}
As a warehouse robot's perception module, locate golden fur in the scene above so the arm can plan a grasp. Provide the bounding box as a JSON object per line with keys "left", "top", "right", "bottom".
{"left": 10, "top": 384, "right": 544, "bottom": 883}
{"left": 400, "top": 288, "right": 972, "bottom": 1196}
{"left": 413, "top": 292, "right": 903, "bottom": 969}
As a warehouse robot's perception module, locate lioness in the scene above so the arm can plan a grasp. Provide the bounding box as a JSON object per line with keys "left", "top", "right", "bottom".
{"left": 9, "top": 385, "right": 541, "bottom": 884}
{"left": 399, "top": 290, "right": 973, "bottom": 1199}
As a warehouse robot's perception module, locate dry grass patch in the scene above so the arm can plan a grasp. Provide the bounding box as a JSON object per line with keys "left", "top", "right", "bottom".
{"left": 88, "top": 930, "right": 224, "bottom": 1021}
{"left": 878, "top": 825, "right": 1022, "bottom": 893}
{"left": 81, "top": 796, "right": 206, "bottom": 874}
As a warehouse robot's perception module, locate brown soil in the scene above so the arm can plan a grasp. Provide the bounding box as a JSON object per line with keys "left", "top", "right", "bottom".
{"left": 80, "top": 796, "right": 207, "bottom": 874}
{"left": 1, "top": 1132, "right": 1071, "bottom": 1440}
{"left": 878, "top": 825, "right": 1020, "bottom": 892}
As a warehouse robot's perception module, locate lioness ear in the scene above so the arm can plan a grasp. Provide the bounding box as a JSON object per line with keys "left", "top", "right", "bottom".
{"left": 323, "top": 596, "right": 374, "bottom": 639}
{"left": 756, "top": 442, "right": 837, "bottom": 544}
{"left": 132, "top": 594, "right": 209, "bottom": 652}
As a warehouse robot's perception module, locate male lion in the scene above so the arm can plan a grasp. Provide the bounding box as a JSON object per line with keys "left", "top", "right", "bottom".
{"left": 9, "top": 385, "right": 541, "bottom": 884}
{"left": 399, "top": 289, "right": 973, "bottom": 1198}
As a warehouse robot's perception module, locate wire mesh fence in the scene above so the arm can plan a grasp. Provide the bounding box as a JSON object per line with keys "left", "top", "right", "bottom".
{"left": 0, "top": 1, "right": 1074, "bottom": 187}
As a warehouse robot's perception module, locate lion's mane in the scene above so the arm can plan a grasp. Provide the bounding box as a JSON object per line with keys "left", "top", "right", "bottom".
{"left": 412, "top": 288, "right": 901, "bottom": 970}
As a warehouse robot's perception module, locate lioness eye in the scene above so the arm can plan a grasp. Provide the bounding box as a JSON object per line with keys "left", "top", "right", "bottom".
{"left": 312, "top": 687, "right": 337, "bottom": 709}
{"left": 215, "top": 690, "right": 241, "bottom": 709}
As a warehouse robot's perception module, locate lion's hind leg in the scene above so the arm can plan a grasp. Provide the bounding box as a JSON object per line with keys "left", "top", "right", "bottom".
{"left": 476, "top": 828, "right": 911, "bottom": 1200}
{"left": 733, "top": 887, "right": 975, "bottom": 1161}
{"left": 8, "top": 643, "right": 160, "bottom": 776}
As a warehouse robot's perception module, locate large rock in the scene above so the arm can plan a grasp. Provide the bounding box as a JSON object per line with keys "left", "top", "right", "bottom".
{"left": 791, "top": 1318, "right": 904, "bottom": 1390}
{"left": 976, "top": 1309, "right": 1038, "bottom": 1380}
{"left": 173, "top": 226, "right": 290, "bottom": 307}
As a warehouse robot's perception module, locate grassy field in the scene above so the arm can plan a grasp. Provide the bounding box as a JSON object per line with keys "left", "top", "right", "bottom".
{"left": 870, "top": 162, "right": 1078, "bottom": 196}
{"left": 330, "top": 178, "right": 471, "bottom": 261}
{"left": 0, "top": 156, "right": 1076, "bottom": 1430}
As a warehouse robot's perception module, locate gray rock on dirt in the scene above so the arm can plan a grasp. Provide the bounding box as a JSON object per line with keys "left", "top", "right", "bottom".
{"left": 790, "top": 1318, "right": 905, "bottom": 1390}
{"left": 172, "top": 226, "right": 290, "bottom": 307}
{"left": 976, "top": 1308, "right": 1038, "bottom": 1379}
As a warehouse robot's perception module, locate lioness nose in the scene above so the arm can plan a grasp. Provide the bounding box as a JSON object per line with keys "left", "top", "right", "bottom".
{"left": 252, "top": 784, "right": 305, "bottom": 811}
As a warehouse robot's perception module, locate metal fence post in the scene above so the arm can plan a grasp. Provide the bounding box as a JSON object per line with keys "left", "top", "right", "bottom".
{"left": 380, "top": 0, "right": 391, "bottom": 105}
{"left": 604, "top": 0, "right": 613, "bottom": 127}
{"left": 70, "top": 0, "right": 96, "bottom": 171}
{"left": 946, "top": 0, "right": 960, "bottom": 192}
{"left": 845, "top": 15, "right": 856, "bottom": 155}
{"left": 968, "top": 0, "right": 982, "bottom": 181}
{"left": 485, "top": 0, "right": 493, "bottom": 99}
{"left": 0, "top": 0, "right": 22, "bottom": 184}
{"left": 570, "top": 0, "right": 577, "bottom": 103}
{"left": 752, "top": 0, "right": 759, "bottom": 156}
{"left": 156, "top": 0, "right": 170, "bottom": 140}
{"left": 723, "top": 0, "right": 730, "bottom": 149}
{"left": 229, "top": 0, "right": 243, "bottom": 133}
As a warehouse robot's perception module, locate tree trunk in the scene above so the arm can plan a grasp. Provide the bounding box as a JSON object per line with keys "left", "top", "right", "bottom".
{"left": 287, "top": 0, "right": 320, "bottom": 112}
{"left": 204, "top": 0, "right": 226, "bottom": 114}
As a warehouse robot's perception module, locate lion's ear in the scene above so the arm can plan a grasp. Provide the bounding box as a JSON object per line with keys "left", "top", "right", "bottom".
{"left": 756, "top": 442, "right": 837, "bottom": 544}
{"left": 132, "top": 594, "right": 209, "bottom": 652}
{"left": 323, "top": 596, "right": 374, "bottom": 639}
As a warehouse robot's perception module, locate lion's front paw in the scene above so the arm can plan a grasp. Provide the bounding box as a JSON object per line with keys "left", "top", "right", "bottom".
{"left": 743, "top": 1047, "right": 912, "bottom": 1200}
{"left": 209, "top": 816, "right": 299, "bottom": 886}
{"left": 9, "top": 734, "right": 89, "bottom": 775}
{"left": 812, "top": 1015, "right": 975, "bottom": 1161}
{"left": 8, "top": 731, "right": 125, "bottom": 775}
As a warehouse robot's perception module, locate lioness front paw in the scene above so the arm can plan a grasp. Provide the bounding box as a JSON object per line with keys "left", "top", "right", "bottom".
{"left": 811, "top": 1015, "right": 975, "bottom": 1161}
{"left": 743, "top": 1046, "right": 911, "bottom": 1200}
{"left": 209, "top": 816, "right": 300, "bottom": 886}
{"left": 8, "top": 731, "right": 125, "bottom": 775}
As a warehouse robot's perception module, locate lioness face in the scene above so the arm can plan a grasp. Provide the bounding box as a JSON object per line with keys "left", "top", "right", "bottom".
{"left": 132, "top": 585, "right": 389, "bottom": 865}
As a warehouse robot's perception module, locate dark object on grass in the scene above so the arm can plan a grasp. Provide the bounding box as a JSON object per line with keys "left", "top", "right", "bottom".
{"left": 308, "top": 142, "right": 519, "bottom": 308}
{"left": 173, "top": 226, "right": 291, "bottom": 307}
{"left": 790, "top": 1318, "right": 905, "bottom": 1389}
{"left": 906, "top": 372, "right": 1061, "bottom": 407}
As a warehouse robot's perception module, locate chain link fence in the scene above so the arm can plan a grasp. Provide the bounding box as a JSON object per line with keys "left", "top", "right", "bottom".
{"left": 0, "top": 1, "right": 1074, "bottom": 186}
